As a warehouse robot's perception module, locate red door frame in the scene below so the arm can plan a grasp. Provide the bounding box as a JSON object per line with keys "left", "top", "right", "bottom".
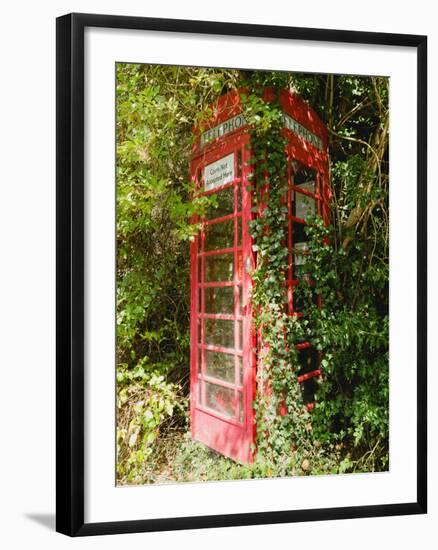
{"left": 190, "top": 126, "right": 256, "bottom": 463}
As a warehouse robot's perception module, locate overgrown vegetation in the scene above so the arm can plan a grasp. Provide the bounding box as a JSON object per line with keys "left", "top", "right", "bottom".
{"left": 116, "top": 64, "right": 389, "bottom": 484}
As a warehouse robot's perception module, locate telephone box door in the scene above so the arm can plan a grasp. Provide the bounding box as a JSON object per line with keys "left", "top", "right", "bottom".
{"left": 190, "top": 139, "right": 255, "bottom": 463}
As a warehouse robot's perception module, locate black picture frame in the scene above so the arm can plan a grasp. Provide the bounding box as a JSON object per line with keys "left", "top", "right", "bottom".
{"left": 56, "top": 12, "right": 427, "bottom": 537}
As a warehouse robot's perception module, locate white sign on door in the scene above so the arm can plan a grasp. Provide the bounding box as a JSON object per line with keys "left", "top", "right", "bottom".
{"left": 204, "top": 153, "right": 235, "bottom": 191}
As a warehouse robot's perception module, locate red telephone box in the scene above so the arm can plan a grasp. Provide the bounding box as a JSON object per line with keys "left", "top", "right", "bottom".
{"left": 190, "top": 89, "right": 330, "bottom": 463}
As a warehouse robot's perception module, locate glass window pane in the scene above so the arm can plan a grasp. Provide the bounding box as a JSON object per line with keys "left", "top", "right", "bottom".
{"left": 205, "top": 382, "right": 237, "bottom": 418}
{"left": 292, "top": 162, "right": 316, "bottom": 220}
{"left": 204, "top": 253, "right": 234, "bottom": 282}
{"left": 293, "top": 190, "right": 315, "bottom": 220}
{"left": 294, "top": 241, "right": 308, "bottom": 266}
{"left": 294, "top": 286, "right": 304, "bottom": 313}
{"left": 205, "top": 187, "right": 234, "bottom": 220}
{"left": 294, "top": 243, "right": 309, "bottom": 273}
{"left": 204, "top": 219, "right": 235, "bottom": 251}
{"left": 292, "top": 162, "right": 316, "bottom": 191}
{"left": 295, "top": 178, "right": 316, "bottom": 196}
{"left": 293, "top": 242, "right": 310, "bottom": 280}
{"left": 302, "top": 378, "right": 319, "bottom": 404}
{"left": 293, "top": 221, "right": 308, "bottom": 243}
{"left": 296, "top": 347, "right": 319, "bottom": 375}
{"left": 205, "top": 351, "right": 235, "bottom": 383}
{"left": 205, "top": 318, "right": 235, "bottom": 349}
{"left": 204, "top": 286, "right": 235, "bottom": 314}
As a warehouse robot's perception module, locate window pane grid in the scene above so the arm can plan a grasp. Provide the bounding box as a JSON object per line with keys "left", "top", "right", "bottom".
{"left": 195, "top": 147, "right": 246, "bottom": 423}
{"left": 288, "top": 159, "right": 322, "bottom": 309}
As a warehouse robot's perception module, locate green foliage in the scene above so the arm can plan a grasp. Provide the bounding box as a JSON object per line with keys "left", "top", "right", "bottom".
{"left": 116, "top": 64, "right": 389, "bottom": 483}
{"left": 240, "top": 73, "right": 389, "bottom": 473}
{"left": 293, "top": 74, "right": 390, "bottom": 470}
{"left": 172, "top": 434, "right": 345, "bottom": 481}
{"left": 239, "top": 82, "right": 320, "bottom": 472}
{"left": 297, "top": 217, "right": 389, "bottom": 469}
{"left": 117, "top": 362, "right": 187, "bottom": 484}
{"left": 116, "top": 64, "right": 242, "bottom": 373}
{"left": 116, "top": 64, "right": 241, "bottom": 484}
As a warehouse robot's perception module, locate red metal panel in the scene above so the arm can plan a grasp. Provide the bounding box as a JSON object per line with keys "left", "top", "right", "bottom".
{"left": 194, "top": 410, "right": 252, "bottom": 463}
{"left": 241, "top": 141, "right": 257, "bottom": 459}
{"left": 191, "top": 129, "right": 255, "bottom": 464}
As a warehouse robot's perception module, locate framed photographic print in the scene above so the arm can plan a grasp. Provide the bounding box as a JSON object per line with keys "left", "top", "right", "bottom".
{"left": 56, "top": 13, "right": 427, "bottom": 536}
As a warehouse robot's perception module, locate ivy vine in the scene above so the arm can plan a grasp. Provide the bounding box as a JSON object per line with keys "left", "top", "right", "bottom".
{"left": 241, "top": 85, "right": 315, "bottom": 473}
{"left": 241, "top": 77, "right": 388, "bottom": 474}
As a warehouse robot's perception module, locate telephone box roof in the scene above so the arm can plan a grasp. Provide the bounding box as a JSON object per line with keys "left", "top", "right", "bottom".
{"left": 192, "top": 87, "right": 328, "bottom": 155}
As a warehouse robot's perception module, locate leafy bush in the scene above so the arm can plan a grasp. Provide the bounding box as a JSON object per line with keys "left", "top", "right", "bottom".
{"left": 298, "top": 217, "right": 389, "bottom": 470}
{"left": 117, "top": 362, "right": 187, "bottom": 484}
